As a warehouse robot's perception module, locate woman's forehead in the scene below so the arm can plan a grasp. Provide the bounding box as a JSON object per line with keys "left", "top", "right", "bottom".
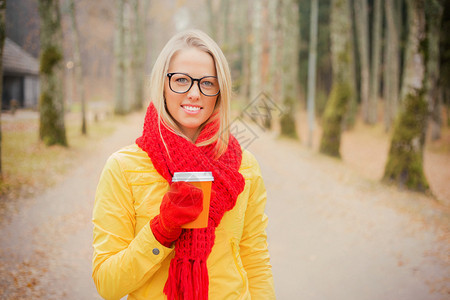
{"left": 169, "top": 48, "right": 216, "bottom": 76}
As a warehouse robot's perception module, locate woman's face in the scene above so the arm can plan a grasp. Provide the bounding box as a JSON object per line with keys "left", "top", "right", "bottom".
{"left": 164, "top": 47, "right": 218, "bottom": 141}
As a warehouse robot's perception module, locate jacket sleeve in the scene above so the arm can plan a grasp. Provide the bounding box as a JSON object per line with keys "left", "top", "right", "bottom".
{"left": 92, "top": 154, "right": 173, "bottom": 300}
{"left": 239, "top": 155, "right": 276, "bottom": 299}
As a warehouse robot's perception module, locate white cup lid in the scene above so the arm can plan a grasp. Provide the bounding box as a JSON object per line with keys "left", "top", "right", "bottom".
{"left": 172, "top": 172, "right": 214, "bottom": 182}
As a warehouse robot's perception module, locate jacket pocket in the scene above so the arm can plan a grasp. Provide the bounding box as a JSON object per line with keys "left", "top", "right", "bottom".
{"left": 230, "top": 239, "right": 250, "bottom": 299}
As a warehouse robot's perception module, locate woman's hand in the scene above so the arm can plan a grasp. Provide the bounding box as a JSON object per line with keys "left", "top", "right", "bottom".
{"left": 150, "top": 181, "right": 203, "bottom": 247}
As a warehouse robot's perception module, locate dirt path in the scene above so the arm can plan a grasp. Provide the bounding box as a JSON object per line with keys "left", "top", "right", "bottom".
{"left": 0, "top": 113, "right": 144, "bottom": 299}
{"left": 245, "top": 127, "right": 449, "bottom": 300}
{"left": 0, "top": 113, "right": 448, "bottom": 299}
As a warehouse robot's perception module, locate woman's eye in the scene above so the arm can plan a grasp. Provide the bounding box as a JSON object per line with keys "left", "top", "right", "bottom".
{"left": 201, "top": 79, "right": 217, "bottom": 88}
{"left": 175, "top": 77, "right": 189, "bottom": 84}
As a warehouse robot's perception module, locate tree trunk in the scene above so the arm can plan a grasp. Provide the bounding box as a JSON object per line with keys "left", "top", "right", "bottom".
{"left": 383, "top": 0, "right": 429, "bottom": 192}
{"left": 368, "top": 0, "right": 382, "bottom": 124}
{"left": 279, "top": 0, "right": 299, "bottom": 139}
{"left": 68, "top": 0, "right": 87, "bottom": 135}
{"left": 383, "top": 0, "right": 400, "bottom": 131}
{"left": 220, "top": 0, "right": 230, "bottom": 48}
{"left": 206, "top": 0, "right": 219, "bottom": 42}
{"left": 345, "top": 0, "right": 358, "bottom": 129}
{"left": 123, "top": 0, "right": 132, "bottom": 114}
{"left": 130, "top": 0, "right": 149, "bottom": 111}
{"left": 225, "top": 0, "right": 238, "bottom": 63}
{"left": 38, "top": 0, "right": 68, "bottom": 146}
{"left": 425, "top": 0, "right": 443, "bottom": 141}
{"left": 114, "top": 0, "right": 126, "bottom": 115}
{"left": 142, "top": 0, "right": 151, "bottom": 105}
{"left": 130, "top": 0, "right": 139, "bottom": 111}
{"left": 441, "top": 0, "right": 450, "bottom": 128}
{"left": 267, "top": 0, "right": 281, "bottom": 130}
{"left": 268, "top": 0, "right": 281, "bottom": 96}
{"left": 319, "top": 0, "right": 353, "bottom": 157}
{"left": 306, "top": 0, "right": 319, "bottom": 147}
{"left": 240, "top": 0, "right": 251, "bottom": 101}
{"left": 0, "top": 0, "right": 5, "bottom": 175}
{"left": 250, "top": 0, "right": 262, "bottom": 103}
{"left": 353, "top": 0, "right": 370, "bottom": 122}
{"left": 227, "top": 0, "right": 243, "bottom": 93}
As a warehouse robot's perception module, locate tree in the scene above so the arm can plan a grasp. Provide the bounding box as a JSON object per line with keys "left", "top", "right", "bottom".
{"left": 68, "top": 0, "right": 87, "bottom": 135}
{"left": 279, "top": 0, "right": 300, "bottom": 139}
{"left": 0, "top": 0, "right": 5, "bottom": 176}
{"left": 383, "top": 0, "right": 429, "bottom": 192}
{"left": 441, "top": 0, "right": 450, "bottom": 128}
{"left": 267, "top": 0, "right": 282, "bottom": 129}
{"left": 220, "top": 0, "right": 243, "bottom": 94}
{"left": 239, "top": 0, "right": 251, "bottom": 100}
{"left": 226, "top": 0, "right": 244, "bottom": 93}
{"left": 319, "top": 0, "right": 354, "bottom": 157}
{"left": 123, "top": 0, "right": 133, "bottom": 114}
{"left": 219, "top": 0, "right": 230, "bottom": 48}
{"left": 425, "top": 0, "right": 444, "bottom": 140}
{"left": 344, "top": 0, "right": 358, "bottom": 129}
{"left": 306, "top": 0, "right": 319, "bottom": 147}
{"left": 249, "top": 0, "right": 262, "bottom": 103}
{"left": 38, "top": 0, "right": 67, "bottom": 146}
{"left": 368, "top": 0, "right": 382, "bottom": 124}
{"left": 353, "top": 0, "right": 370, "bottom": 122}
{"left": 130, "top": 0, "right": 150, "bottom": 111}
{"left": 114, "top": 0, "right": 126, "bottom": 115}
{"left": 297, "top": 0, "right": 333, "bottom": 119}
{"left": 383, "top": 0, "right": 401, "bottom": 131}
{"left": 206, "top": 0, "right": 218, "bottom": 41}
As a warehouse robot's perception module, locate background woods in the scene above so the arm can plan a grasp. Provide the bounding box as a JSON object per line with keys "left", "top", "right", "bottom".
{"left": 2, "top": 0, "right": 450, "bottom": 199}
{"left": 0, "top": 1, "right": 449, "bottom": 299}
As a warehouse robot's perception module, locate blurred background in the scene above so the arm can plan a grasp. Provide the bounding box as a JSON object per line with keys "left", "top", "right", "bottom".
{"left": 0, "top": 0, "right": 449, "bottom": 299}
{"left": 2, "top": 0, "right": 449, "bottom": 203}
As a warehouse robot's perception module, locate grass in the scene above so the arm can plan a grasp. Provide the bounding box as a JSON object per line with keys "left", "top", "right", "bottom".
{"left": 0, "top": 110, "right": 116, "bottom": 201}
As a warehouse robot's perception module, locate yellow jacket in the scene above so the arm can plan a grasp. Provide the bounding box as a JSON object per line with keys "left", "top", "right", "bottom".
{"left": 92, "top": 144, "right": 275, "bottom": 300}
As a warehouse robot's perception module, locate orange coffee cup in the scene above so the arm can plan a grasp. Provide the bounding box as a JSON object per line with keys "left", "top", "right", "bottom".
{"left": 172, "top": 172, "right": 214, "bottom": 229}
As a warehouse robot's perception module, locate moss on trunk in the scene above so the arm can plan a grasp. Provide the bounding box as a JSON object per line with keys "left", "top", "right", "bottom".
{"left": 321, "top": 0, "right": 354, "bottom": 157}
{"left": 38, "top": 0, "right": 67, "bottom": 147}
{"left": 383, "top": 0, "right": 429, "bottom": 193}
{"left": 280, "top": 96, "right": 298, "bottom": 139}
{"left": 383, "top": 92, "right": 429, "bottom": 192}
{"left": 319, "top": 81, "right": 351, "bottom": 157}
{"left": 39, "top": 91, "right": 67, "bottom": 146}
{"left": 40, "top": 45, "right": 63, "bottom": 75}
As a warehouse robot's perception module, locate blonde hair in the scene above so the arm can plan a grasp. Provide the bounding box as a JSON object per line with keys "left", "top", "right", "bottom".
{"left": 149, "top": 29, "right": 231, "bottom": 158}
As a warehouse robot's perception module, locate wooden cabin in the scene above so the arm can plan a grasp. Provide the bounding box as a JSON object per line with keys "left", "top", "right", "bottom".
{"left": 2, "top": 37, "right": 40, "bottom": 110}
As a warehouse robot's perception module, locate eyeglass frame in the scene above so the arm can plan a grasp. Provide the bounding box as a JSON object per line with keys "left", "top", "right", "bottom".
{"left": 166, "top": 72, "right": 220, "bottom": 97}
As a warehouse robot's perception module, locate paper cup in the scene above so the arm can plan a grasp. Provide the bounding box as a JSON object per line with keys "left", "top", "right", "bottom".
{"left": 172, "top": 172, "right": 214, "bottom": 229}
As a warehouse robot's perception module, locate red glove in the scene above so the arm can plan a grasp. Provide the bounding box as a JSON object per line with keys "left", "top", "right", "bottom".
{"left": 150, "top": 181, "right": 203, "bottom": 247}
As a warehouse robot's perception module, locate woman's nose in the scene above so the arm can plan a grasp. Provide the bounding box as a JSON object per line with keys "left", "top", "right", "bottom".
{"left": 187, "top": 82, "right": 201, "bottom": 100}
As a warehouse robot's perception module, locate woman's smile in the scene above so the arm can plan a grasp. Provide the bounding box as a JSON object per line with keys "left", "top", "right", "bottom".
{"left": 181, "top": 104, "right": 202, "bottom": 114}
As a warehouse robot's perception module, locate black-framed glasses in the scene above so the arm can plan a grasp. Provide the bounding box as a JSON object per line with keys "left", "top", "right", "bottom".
{"left": 167, "top": 72, "right": 220, "bottom": 97}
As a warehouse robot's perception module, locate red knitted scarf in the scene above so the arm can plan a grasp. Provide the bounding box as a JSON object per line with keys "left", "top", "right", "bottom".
{"left": 136, "top": 103, "right": 245, "bottom": 300}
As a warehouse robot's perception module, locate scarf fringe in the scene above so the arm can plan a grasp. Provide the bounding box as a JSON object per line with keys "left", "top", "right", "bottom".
{"left": 164, "top": 258, "right": 209, "bottom": 300}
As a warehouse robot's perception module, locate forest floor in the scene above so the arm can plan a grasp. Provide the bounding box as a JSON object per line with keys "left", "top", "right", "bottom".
{"left": 0, "top": 109, "right": 448, "bottom": 299}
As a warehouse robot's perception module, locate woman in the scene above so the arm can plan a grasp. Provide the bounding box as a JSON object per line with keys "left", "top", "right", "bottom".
{"left": 92, "top": 29, "right": 275, "bottom": 300}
